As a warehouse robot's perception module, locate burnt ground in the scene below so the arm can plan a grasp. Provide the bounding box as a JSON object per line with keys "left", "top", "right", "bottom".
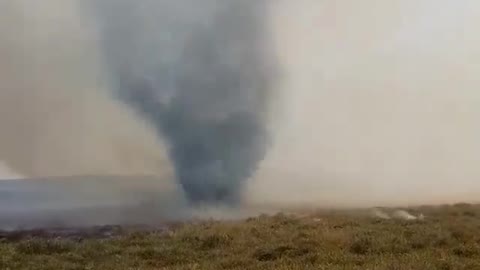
{"left": 0, "top": 224, "right": 173, "bottom": 242}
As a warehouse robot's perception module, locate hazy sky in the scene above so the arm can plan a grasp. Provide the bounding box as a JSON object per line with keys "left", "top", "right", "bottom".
{"left": 0, "top": 0, "right": 174, "bottom": 179}
{"left": 2, "top": 0, "right": 480, "bottom": 208}
{"left": 248, "top": 0, "right": 480, "bottom": 207}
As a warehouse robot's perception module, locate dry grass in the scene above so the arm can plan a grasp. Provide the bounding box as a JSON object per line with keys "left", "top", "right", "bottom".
{"left": 1, "top": 204, "right": 480, "bottom": 269}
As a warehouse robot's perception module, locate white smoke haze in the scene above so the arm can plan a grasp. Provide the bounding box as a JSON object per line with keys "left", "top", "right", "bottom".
{"left": 248, "top": 0, "right": 480, "bottom": 208}
{"left": 0, "top": 161, "right": 23, "bottom": 180}
{"left": 1, "top": 0, "right": 480, "bottom": 227}
{"left": 0, "top": 0, "right": 174, "bottom": 181}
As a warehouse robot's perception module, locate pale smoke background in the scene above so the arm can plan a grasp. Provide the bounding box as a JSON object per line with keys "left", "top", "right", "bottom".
{"left": 0, "top": 162, "right": 22, "bottom": 180}
{"left": 247, "top": 0, "right": 480, "bottom": 208}
{"left": 0, "top": 0, "right": 174, "bottom": 183}
{"left": 1, "top": 0, "right": 480, "bottom": 211}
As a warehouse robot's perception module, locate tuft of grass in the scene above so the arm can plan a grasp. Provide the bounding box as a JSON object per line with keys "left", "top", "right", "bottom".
{"left": 15, "top": 239, "right": 75, "bottom": 255}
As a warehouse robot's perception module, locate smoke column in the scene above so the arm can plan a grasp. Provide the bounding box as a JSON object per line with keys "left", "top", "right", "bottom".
{"left": 88, "top": 0, "right": 276, "bottom": 204}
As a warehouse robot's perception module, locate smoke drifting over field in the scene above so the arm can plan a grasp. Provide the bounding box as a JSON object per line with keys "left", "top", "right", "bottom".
{"left": 0, "top": 0, "right": 276, "bottom": 206}
{"left": 1, "top": 0, "right": 480, "bottom": 218}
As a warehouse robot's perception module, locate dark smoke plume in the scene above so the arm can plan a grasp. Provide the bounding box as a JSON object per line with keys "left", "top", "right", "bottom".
{"left": 87, "top": 0, "right": 276, "bottom": 204}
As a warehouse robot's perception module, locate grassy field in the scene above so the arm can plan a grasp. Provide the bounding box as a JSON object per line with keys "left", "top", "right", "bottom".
{"left": 1, "top": 204, "right": 480, "bottom": 270}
